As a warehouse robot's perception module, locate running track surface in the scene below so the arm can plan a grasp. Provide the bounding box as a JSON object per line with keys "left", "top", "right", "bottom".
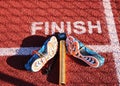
{"left": 0, "top": 0, "right": 120, "bottom": 86}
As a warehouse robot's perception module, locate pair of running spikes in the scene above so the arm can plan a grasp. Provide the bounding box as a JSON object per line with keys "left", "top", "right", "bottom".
{"left": 25, "top": 34, "right": 105, "bottom": 72}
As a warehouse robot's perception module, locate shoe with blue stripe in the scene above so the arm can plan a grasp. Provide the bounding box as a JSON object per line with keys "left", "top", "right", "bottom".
{"left": 66, "top": 36, "right": 105, "bottom": 68}
{"left": 25, "top": 36, "right": 58, "bottom": 72}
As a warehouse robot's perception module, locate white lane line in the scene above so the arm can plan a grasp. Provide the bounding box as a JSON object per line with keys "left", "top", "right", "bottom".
{"left": 103, "top": 0, "right": 120, "bottom": 84}
{"left": 0, "top": 47, "right": 39, "bottom": 56}
{"left": 87, "top": 45, "right": 113, "bottom": 53}
{"left": 0, "top": 45, "right": 113, "bottom": 56}
{"left": 103, "top": 0, "right": 119, "bottom": 46}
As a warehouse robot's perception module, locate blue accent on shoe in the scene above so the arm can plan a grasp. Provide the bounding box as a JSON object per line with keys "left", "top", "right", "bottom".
{"left": 25, "top": 36, "right": 58, "bottom": 72}
{"left": 78, "top": 41, "right": 85, "bottom": 49}
{"left": 66, "top": 36, "right": 105, "bottom": 68}
{"left": 25, "top": 54, "right": 39, "bottom": 71}
{"left": 24, "top": 39, "right": 50, "bottom": 71}
{"left": 75, "top": 38, "right": 105, "bottom": 67}
{"left": 38, "top": 39, "right": 50, "bottom": 54}
{"left": 80, "top": 46, "right": 105, "bottom": 67}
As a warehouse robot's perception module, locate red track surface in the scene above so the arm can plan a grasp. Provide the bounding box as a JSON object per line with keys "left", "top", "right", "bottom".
{"left": 0, "top": 0, "right": 120, "bottom": 86}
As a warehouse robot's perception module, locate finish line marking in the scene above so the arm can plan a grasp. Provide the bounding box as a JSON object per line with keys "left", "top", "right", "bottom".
{"left": 0, "top": 0, "right": 119, "bottom": 84}
{"left": 103, "top": 0, "right": 120, "bottom": 85}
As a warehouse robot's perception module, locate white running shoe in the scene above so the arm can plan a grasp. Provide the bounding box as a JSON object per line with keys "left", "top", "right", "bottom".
{"left": 25, "top": 36, "right": 58, "bottom": 72}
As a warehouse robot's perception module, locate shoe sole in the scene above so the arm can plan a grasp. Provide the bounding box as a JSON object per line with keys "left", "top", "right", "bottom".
{"left": 25, "top": 36, "right": 58, "bottom": 72}
{"left": 66, "top": 36, "right": 105, "bottom": 68}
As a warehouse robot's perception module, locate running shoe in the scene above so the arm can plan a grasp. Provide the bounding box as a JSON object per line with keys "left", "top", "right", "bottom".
{"left": 66, "top": 36, "right": 105, "bottom": 68}
{"left": 25, "top": 36, "right": 58, "bottom": 72}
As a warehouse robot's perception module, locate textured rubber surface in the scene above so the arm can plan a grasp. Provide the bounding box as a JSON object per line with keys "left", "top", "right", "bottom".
{"left": 0, "top": 0, "right": 120, "bottom": 86}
